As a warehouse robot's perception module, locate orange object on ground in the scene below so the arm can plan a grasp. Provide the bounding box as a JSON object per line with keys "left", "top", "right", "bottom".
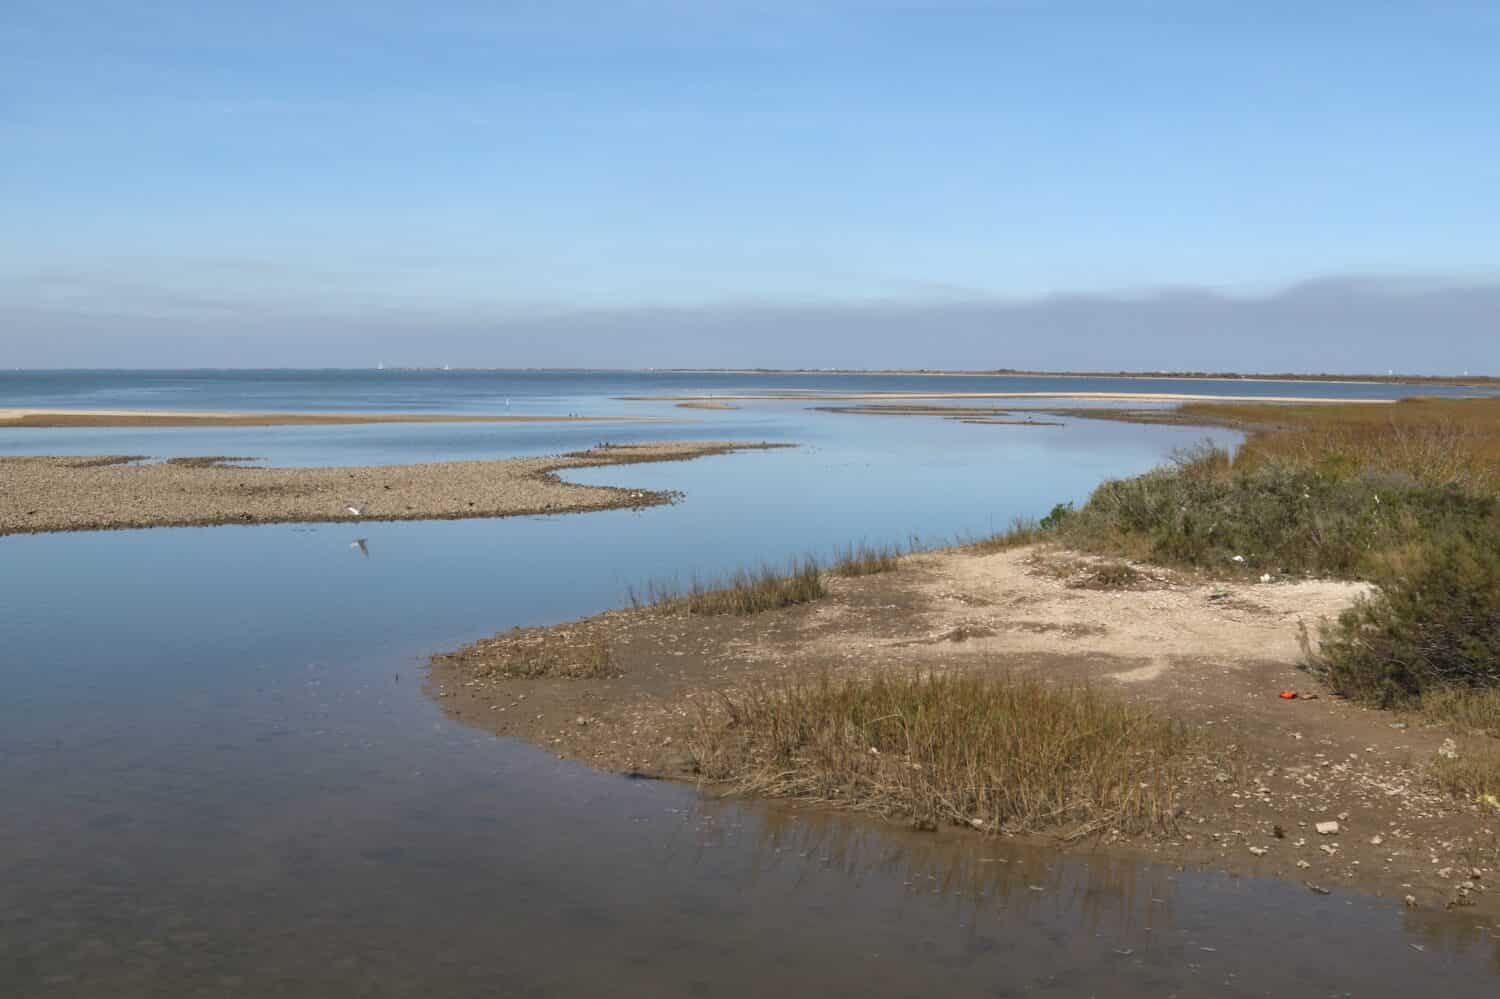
{"left": 1279, "top": 690, "right": 1298, "bottom": 699}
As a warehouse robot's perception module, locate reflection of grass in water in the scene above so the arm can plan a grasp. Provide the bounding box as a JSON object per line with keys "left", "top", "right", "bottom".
{"left": 729, "top": 796, "right": 1182, "bottom": 921}
{"left": 690, "top": 672, "right": 1185, "bottom": 839}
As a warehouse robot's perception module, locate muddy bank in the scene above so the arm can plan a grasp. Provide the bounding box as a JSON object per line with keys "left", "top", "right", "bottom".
{"left": 431, "top": 543, "right": 1499, "bottom": 915}
{"left": 0, "top": 408, "right": 671, "bottom": 428}
{"left": 0, "top": 441, "right": 790, "bottom": 536}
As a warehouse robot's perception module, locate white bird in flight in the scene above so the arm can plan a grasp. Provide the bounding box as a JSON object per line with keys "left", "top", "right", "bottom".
{"left": 345, "top": 503, "right": 365, "bottom": 517}
{"left": 351, "top": 538, "right": 369, "bottom": 557}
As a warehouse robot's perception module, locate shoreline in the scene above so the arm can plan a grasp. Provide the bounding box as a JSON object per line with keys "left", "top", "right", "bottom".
{"left": 619, "top": 391, "right": 1396, "bottom": 404}
{"left": 429, "top": 543, "right": 1498, "bottom": 916}
{"left": 0, "top": 441, "right": 790, "bottom": 536}
{"left": 653, "top": 368, "right": 1500, "bottom": 387}
{"left": 0, "top": 408, "right": 672, "bottom": 428}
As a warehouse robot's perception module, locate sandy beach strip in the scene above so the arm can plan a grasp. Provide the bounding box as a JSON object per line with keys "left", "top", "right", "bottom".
{"left": 618, "top": 391, "right": 1395, "bottom": 405}
{"left": 0, "top": 441, "right": 789, "bottom": 536}
{"left": 0, "top": 409, "right": 672, "bottom": 428}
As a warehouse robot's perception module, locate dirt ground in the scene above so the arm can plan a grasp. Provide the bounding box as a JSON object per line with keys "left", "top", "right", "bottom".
{"left": 431, "top": 544, "right": 1499, "bottom": 917}
{"left": 0, "top": 441, "right": 786, "bottom": 535}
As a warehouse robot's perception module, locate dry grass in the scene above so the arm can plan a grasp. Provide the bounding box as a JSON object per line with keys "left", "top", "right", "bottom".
{"left": 965, "top": 516, "right": 1048, "bottom": 554}
{"left": 829, "top": 542, "right": 902, "bottom": 577}
{"left": 1178, "top": 396, "right": 1500, "bottom": 493}
{"left": 689, "top": 672, "right": 1187, "bottom": 839}
{"left": 1418, "top": 689, "right": 1500, "bottom": 739}
{"left": 632, "top": 559, "right": 828, "bottom": 616}
{"left": 1433, "top": 746, "right": 1500, "bottom": 809}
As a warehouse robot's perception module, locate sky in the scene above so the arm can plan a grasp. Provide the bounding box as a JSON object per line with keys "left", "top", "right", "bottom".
{"left": 2, "top": 1, "right": 1498, "bottom": 372}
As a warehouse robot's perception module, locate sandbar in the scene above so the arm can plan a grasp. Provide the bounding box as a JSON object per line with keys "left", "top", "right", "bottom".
{"left": 0, "top": 409, "right": 670, "bottom": 428}
{"left": 0, "top": 441, "right": 789, "bottom": 536}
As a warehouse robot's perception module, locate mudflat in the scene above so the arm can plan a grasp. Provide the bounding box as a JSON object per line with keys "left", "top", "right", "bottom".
{"left": 0, "top": 408, "right": 668, "bottom": 428}
{"left": 0, "top": 441, "right": 788, "bottom": 535}
{"left": 431, "top": 543, "right": 1499, "bottom": 915}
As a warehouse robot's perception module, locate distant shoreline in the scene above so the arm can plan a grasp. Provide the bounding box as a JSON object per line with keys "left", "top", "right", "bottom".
{"left": 6, "top": 368, "right": 1495, "bottom": 387}
{"left": 651, "top": 368, "right": 1499, "bottom": 387}
{"left": 617, "top": 391, "right": 1395, "bottom": 405}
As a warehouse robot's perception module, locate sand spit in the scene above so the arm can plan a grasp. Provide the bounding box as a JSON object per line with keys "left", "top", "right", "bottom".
{"left": 0, "top": 441, "right": 790, "bottom": 536}
{"left": 620, "top": 391, "right": 1393, "bottom": 405}
{"left": 431, "top": 544, "right": 1499, "bottom": 914}
{"left": 0, "top": 409, "right": 671, "bottom": 428}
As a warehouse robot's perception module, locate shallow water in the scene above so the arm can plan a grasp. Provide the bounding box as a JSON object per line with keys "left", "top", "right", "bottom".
{"left": 3, "top": 372, "right": 1498, "bottom": 996}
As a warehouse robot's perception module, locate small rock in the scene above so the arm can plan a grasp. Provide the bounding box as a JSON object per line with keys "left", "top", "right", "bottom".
{"left": 1438, "top": 738, "right": 1459, "bottom": 760}
{"left": 1316, "top": 821, "right": 1340, "bottom": 835}
{"left": 969, "top": 818, "right": 985, "bottom": 830}
{"left": 1249, "top": 846, "right": 1268, "bottom": 856}
{"left": 1296, "top": 860, "right": 1311, "bottom": 869}
{"left": 1369, "top": 835, "right": 1384, "bottom": 846}
{"left": 1404, "top": 895, "right": 1418, "bottom": 908}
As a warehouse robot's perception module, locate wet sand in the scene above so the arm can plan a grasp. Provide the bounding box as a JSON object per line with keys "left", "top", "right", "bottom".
{"left": 0, "top": 408, "right": 670, "bottom": 428}
{"left": 432, "top": 543, "right": 1498, "bottom": 916}
{"left": 0, "top": 441, "right": 789, "bottom": 536}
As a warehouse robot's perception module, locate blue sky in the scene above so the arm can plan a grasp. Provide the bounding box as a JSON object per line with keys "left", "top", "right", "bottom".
{"left": 3, "top": 2, "right": 1498, "bottom": 370}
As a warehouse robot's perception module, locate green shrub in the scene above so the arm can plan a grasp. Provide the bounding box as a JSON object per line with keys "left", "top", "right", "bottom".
{"left": 1309, "top": 519, "right": 1500, "bottom": 705}
{"left": 1058, "top": 448, "right": 1494, "bottom": 577}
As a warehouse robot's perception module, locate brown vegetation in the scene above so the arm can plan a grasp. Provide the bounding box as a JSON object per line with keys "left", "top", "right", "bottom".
{"left": 689, "top": 672, "right": 1187, "bottom": 838}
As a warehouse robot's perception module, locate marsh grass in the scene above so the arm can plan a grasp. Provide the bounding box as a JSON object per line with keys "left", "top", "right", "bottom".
{"left": 1178, "top": 396, "right": 1500, "bottom": 494}
{"left": 632, "top": 558, "right": 828, "bottom": 616}
{"left": 630, "top": 544, "right": 907, "bottom": 617}
{"left": 829, "top": 542, "right": 902, "bottom": 577}
{"left": 689, "top": 672, "right": 1186, "bottom": 838}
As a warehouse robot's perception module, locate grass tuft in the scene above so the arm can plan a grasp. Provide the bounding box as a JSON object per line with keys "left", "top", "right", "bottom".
{"left": 632, "top": 559, "right": 828, "bottom": 616}
{"left": 1433, "top": 746, "right": 1500, "bottom": 809}
{"left": 830, "top": 542, "right": 902, "bottom": 577}
{"left": 689, "top": 672, "right": 1186, "bottom": 838}
{"left": 966, "top": 516, "right": 1048, "bottom": 554}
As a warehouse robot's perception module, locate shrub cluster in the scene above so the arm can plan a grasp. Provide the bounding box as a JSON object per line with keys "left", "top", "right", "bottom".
{"left": 1057, "top": 446, "right": 1493, "bottom": 577}
{"left": 1309, "top": 516, "right": 1500, "bottom": 705}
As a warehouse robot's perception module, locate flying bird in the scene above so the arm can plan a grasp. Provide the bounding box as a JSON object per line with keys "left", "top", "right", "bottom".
{"left": 351, "top": 538, "right": 369, "bottom": 557}
{"left": 345, "top": 502, "right": 365, "bottom": 517}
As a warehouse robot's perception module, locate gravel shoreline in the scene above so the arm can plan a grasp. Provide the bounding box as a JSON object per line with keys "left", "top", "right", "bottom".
{"left": 0, "top": 441, "right": 789, "bottom": 536}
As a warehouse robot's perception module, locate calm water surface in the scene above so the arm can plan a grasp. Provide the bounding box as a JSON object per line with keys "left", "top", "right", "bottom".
{"left": 2, "top": 372, "right": 1497, "bottom": 996}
